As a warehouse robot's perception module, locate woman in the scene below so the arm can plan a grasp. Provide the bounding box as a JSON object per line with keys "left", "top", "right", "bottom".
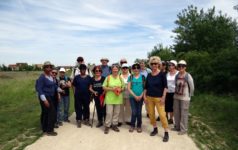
{"left": 35, "top": 61, "right": 57, "bottom": 136}
{"left": 103, "top": 64, "right": 125, "bottom": 134}
{"left": 165, "top": 60, "right": 178, "bottom": 124}
{"left": 89, "top": 66, "right": 106, "bottom": 128}
{"left": 173, "top": 60, "right": 194, "bottom": 135}
{"left": 128, "top": 63, "right": 144, "bottom": 133}
{"left": 119, "top": 63, "right": 131, "bottom": 126}
{"left": 143, "top": 56, "right": 169, "bottom": 142}
{"left": 72, "top": 64, "right": 92, "bottom": 128}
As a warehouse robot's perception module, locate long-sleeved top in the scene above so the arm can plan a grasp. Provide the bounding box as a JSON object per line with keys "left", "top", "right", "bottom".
{"left": 145, "top": 72, "right": 168, "bottom": 97}
{"left": 36, "top": 74, "right": 57, "bottom": 101}
{"left": 101, "top": 65, "right": 111, "bottom": 77}
{"left": 174, "top": 73, "right": 194, "bottom": 101}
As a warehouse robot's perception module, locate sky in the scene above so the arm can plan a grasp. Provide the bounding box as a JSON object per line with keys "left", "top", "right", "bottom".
{"left": 0, "top": 0, "right": 237, "bottom": 66}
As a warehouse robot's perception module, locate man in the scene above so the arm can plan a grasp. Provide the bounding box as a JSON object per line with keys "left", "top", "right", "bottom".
{"left": 100, "top": 58, "right": 111, "bottom": 77}
{"left": 58, "top": 68, "right": 71, "bottom": 123}
{"left": 71, "top": 56, "right": 91, "bottom": 79}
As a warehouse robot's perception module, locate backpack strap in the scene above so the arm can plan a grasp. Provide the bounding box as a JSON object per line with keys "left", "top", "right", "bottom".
{"left": 142, "top": 75, "right": 146, "bottom": 88}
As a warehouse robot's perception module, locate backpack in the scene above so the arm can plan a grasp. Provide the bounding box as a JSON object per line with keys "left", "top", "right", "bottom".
{"left": 129, "top": 74, "right": 146, "bottom": 89}
{"left": 175, "top": 73, "right": 190, "bottom": 95}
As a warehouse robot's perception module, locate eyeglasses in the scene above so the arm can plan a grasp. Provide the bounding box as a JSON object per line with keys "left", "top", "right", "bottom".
{"left": 95, "top": 70, "right": 102, "bottom": 73}
{"left": 45, "top": 65, "right": 52, "bottom": 68}
{"left": 122, "top": 67, "right": 128, "bottom": 69}
{"left": 132, "top": 66, "right": 140, "bottom": 70}
{"left": 177, "top": 64, "right": 186, "bottom": 68}
{"left": 150, "top": 63, "right": 158, "bottom": 66}
{"left": 120, "top": 61, "right": 127, "bottom": 64}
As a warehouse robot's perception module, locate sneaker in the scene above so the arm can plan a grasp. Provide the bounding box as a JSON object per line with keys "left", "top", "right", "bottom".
{"left": 46, "top": 131, "right": 57, "bottom": 136}
{"left": 112, "top": 125, "right": 120, "bottom": 132}
{"left": 77, "top": 120, "right": 81, "bottom": 128}
{"left": 96, "top": 122, "right": 103, "bottom": 128}
{"left": 178, "top": 131, "right": 187, "bottom": 135}
{"left": 104, "top": 127, "right": 109, "bottom": 134}
{"left": 150, "top": 128, "right": 158, "bottom": 136}
{"left": 137, "top": 127, "right": 142, "bottom": 133}
{"left": 163, "top": 132, "right": 169, "bottom": 142}
{"left": 168, "top": 119, "right": 173, "bottom": 124}
{"left": 129, "top": 127, "right": 134, "bottom": 132}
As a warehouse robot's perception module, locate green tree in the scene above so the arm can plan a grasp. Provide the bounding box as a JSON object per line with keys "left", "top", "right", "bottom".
{"left": 173, "top": 5, "right": 238, "bottom": 53}
{"left": 148, "top": 43, "right": 175, "bottom": 61}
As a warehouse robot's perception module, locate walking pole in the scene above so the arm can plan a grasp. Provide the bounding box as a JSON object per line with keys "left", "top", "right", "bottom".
{"left": 91, "top": 101, "right": 96, "bottom": 128}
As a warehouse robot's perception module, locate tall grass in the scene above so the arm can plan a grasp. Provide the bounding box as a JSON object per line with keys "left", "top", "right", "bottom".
{"left": 188, "top": 93, "right": 238, "bottom": 150}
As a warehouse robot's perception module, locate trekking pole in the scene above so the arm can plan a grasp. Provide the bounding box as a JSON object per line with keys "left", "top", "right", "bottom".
{"left": 91, "top": 101, "right": 96, "bottom": 128}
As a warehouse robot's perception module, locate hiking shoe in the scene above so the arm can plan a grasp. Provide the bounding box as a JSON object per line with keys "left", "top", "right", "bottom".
{"left": 58, "top": 122, "right": 63, "bottom": 126}
{"left": 129, "top": 127, "right": 134, "bottom": 133}
{"left": 156, "top": 116, "right": 160, "bottom": 121}
{"left": 117, "top": 122, "right": 122, "bottom": 127}
{"left": 104, "top": 127, "right": 109, "bottom": 134}
{"left": 83, "top": 119, "right": 91, "bottom": 126}
{"left": 168, "top": 119, "right": 173, "bottom": 124}
{"left": 126, "top": 122, "right": 131, "bottom": 126}
{"left": 150, "top": 128, "right": 158, "bottom": 136}
{"left": 46, "top": 131, "right": 57, "bottom": 136}
{"left": 171, "top": 128, "right": 180, "bottom": 131}
{"left": 137, "top": 127, "right": 142, "bottom": 133}
{"left": 96, "top": 122, "right": 103, "bottom": 128}
{"left": 112, "top": 125, "right": 120, "bottom": 132}
{"left": 77, "top": 120, "right": 81, "bottom": 128}
{"left": 178, "top": 131, "right": 187, "bottom": 135}
{"left": 54, "top": 124, "right": 59, "bottom": 128}
{"left": 64, "top": 119, "right": 70, "bottom": 123}
{"left": 163, "top": 132, "right": 169, "bottom": 142}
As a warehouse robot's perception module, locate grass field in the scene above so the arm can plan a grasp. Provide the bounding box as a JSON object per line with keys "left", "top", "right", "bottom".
{"left": 0, "top": 71, "right": 74, "bottom": 150}
{"left": 0, "top": 71, "right": 237, "bottom": 150}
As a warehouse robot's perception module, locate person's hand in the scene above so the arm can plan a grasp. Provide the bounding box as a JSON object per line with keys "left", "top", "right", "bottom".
{"left": 138, "top": 95, "right": 143, "bottom": 101}
{"left": 94, "top": 91, "right": 98, "bottom": 96}
{"left": 44, "top": 100, "right": 50, "bottom": 108}
{"left": 143, "top": 96, "right": 147, "bottom": 103}
{"left": 160, "top": 97, "right": 165, "bottom": 105}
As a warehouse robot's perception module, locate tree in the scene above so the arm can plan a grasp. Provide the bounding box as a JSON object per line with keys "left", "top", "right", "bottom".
{"left": 173, "top": 5, "right": 238, "bottom": 54}
{"left": 147, "top": 43, "right": 175, "bottom": 61}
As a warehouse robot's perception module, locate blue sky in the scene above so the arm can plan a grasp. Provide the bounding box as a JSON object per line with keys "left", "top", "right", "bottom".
{"left": 0, "top": 0, "right": 237, "bottom": 66}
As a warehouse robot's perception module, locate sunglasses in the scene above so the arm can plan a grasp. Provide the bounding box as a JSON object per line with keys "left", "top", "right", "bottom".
{"left": 178, "top": 64, "right": 186, "bottom": 68}
{"left": 120, "top": 61, "right": 127, "bottom": 64}
{"left": 168, "top": 64, "right": 175, "bottom": 67}
{"left": 95, "top": 70, "right": 102, "bottom": 73}
{"left": 122, "top": 67, "right": 128, "bottom": 69}
{"left": 150, "top": 63, "right": 158, "bottom": 66}
{"left": 45, "top": 65, "right": 52, "bottom": 68}
{"left": 52, "top": 72, "right": 57, "bottom": 75}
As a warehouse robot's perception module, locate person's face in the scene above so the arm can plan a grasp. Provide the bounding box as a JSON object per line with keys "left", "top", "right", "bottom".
{"left": 132, "top": 65, "right": 140, "bottom": 75}
{"left": 60, "top": 71, "right": 65, "bottom": 77}
{"left": 177, "top": 64, "right": 186, "bottom": 72}
{"left": 150, "top": 62, "right": 159, "bottom": 70}
{"left": 44, "top": 65, "right": 52, "bottom": 73}
{"left": 101, "top": 60, "right": 108, "bottom": 65}
{"left": 168, "top": 63, "right": 176, "bottom": 71}
{"left": 122, "top": 67, "right": 129, "bottom": 74}
{"left": 94, "top": 68, "right": 102, "bottom": 76}
{"left": 80, "top": 69, "right": 86, "bottom": 75}
{"left": 140, "top": 62, "right": 145, "bottom": 69}
{"left": 52, "top": 70, "right": 58, "bottom": 78}
{"left": 112, "top": 66, "right": 119, "bottom": 75}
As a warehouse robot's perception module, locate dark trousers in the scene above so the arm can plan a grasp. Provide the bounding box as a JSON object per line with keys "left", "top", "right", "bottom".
{"left": 39, "top": 96, "right": 56, "bottom": 132}
{"left": 129, "top": 97, "right": 143, "bottom": 128}
{"left": 94, "top": 96, "right": 106, "bottom": 122}
{"left": 74, "top": 95, "right": 90, "bottom": 121}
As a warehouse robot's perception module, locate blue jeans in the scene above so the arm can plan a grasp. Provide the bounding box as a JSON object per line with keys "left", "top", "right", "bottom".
{"left": 130, "top": 97, "right": 143, "bottom": 128}
{"left": 57, "top": 96, "right": 70, "bottom": 122}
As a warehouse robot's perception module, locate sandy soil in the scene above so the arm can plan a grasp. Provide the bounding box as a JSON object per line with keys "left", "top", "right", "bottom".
{"left": 25, "top": 104, "right": 198, "bottom": 150}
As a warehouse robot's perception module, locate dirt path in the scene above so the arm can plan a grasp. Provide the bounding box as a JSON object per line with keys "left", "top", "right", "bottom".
{"left": 25, "top": 105, "right": 198, "bottom": 150}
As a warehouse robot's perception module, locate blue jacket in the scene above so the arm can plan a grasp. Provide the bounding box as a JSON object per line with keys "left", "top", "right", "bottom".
{"left": 36, "top": 74, "right": 57, "bottom": 101}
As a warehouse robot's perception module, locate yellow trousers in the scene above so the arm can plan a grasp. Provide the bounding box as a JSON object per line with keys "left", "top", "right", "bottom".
{"left": 147, "top": 96, "right": 168, "bottom": 129}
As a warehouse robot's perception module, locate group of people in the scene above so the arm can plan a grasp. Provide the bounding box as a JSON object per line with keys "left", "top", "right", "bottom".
{"left": 35, "top": 56, "right": 194, "bottom": 143}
